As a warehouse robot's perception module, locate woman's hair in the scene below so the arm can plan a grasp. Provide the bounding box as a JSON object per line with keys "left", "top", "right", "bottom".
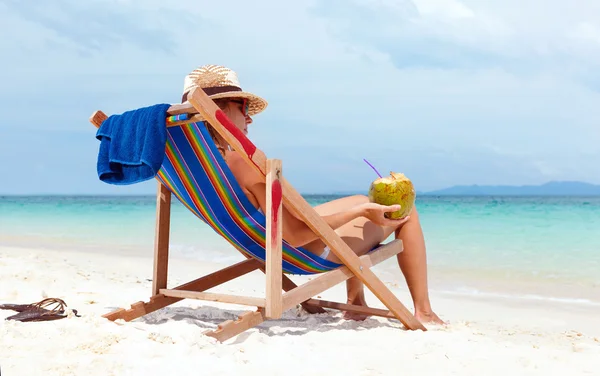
{"left": 206, "top": 98, "right": 231, "bottom": 157}
{"left": 181, "top": 92, "right": 231, "bottom": 157}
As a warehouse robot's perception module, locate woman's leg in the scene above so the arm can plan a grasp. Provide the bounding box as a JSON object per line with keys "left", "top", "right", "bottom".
{"left": 308, "top": 194, "right": 398, "bottom": 258}
{"left": 308, "top": 195, "right": 443, "bottom": 324}
{"left": 394, "top": 207, "right": 443, "bottom": 324}
{"left": 338, "top": 208, "right": 443, "bottom": 323}
{"left": 306, "top": 195, "right": 391, "bottom": 319}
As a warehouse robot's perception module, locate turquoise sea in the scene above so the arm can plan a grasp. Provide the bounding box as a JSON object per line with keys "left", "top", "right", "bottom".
{"left": 1, "top": 195, "right": 599, "bottom": 306}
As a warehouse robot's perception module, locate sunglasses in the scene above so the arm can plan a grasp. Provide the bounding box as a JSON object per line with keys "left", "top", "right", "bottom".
{"left": 232, "top": 99, "right": 249, "bottom": 116}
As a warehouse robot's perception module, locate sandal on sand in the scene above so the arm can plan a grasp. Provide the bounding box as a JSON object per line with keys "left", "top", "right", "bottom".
{"left": 0, "top": 298, "right": 80, "bottom": 322}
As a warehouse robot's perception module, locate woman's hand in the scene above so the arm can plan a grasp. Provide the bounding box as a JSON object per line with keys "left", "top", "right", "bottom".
{"left": 360, "top": 202, "right": 411, "bottom": 227}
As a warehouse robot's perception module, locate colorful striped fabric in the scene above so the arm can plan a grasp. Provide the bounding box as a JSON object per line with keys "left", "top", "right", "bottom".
{"left": 156, "top": 121, "right": 342, "bottom": 275}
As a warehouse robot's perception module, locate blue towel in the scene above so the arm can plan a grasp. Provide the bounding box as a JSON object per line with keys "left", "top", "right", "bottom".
{"left": 96, "top": 103, "right": 171, "bottom": 185}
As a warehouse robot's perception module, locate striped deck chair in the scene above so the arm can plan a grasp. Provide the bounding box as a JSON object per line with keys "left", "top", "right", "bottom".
{"left": 89, "top": 87, "right": 425, "bottom": 342}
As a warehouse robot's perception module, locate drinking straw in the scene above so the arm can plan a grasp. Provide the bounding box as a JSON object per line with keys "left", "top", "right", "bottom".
{"left": 363, "top": 158, "right": 383, "bottom": 178}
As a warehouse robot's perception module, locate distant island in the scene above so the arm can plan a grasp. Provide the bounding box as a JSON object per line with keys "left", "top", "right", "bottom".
{"left": 422, "top": 181, "right": 600, "bottom": 196}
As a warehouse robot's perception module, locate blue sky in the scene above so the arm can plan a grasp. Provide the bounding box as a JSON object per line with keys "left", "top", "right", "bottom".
{"left": 1, "top": 0, "right": 599, "bottom": 195}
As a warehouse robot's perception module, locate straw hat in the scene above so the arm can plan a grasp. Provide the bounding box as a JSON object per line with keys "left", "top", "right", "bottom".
{"left": 182, "top": 64, "right": 268, "bottom": 116}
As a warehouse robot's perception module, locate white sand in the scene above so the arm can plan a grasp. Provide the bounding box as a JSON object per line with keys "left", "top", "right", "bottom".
{"left": 0, "top": 245, "right": 599, "bottom": 376}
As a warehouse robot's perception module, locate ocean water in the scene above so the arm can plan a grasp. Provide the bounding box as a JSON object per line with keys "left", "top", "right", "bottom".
{"left": 1, "top": 195, "right": 599, "bottom": 305}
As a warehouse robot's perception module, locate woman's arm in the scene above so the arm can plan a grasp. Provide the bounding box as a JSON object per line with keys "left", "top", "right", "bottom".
{"left": 226, "top": 153, "right": 406, "bottom": 247}
{"left": 247, "top": 181, "right": 362, "bottom": 247}
{"left": 247, "top": 181, "right": 406, "bottom": 248}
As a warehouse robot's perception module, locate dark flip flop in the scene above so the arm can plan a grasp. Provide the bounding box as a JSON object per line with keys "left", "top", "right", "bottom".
{"left": 0, "top": 303, "right": 36, "bottom": 313}
{"left": 0, "top": 298, "right": 80, "bottom": 322}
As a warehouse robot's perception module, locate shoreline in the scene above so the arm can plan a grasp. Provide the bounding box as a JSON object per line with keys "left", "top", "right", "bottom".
{"left": 2, "top": 237, "right": 599, "bottom": 311}
{"left": 1, "top": 244, "right": 598, "bottom": 325}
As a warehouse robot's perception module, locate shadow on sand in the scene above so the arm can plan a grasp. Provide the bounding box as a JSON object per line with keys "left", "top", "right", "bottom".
{"left": 103, "top": 303, "right": 405, "bottom": 342}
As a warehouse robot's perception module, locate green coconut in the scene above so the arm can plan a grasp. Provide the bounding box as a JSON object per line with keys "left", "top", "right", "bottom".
{"left": 368, "top": 172, "right": 416, "bottom": 219}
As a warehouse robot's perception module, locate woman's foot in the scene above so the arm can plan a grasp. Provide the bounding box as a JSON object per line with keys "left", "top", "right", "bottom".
{"left": 342, "top": 294, "right": 371, "bottom": 321}
{"left": 414, "top": 309, "right": 445, "bottom": 325}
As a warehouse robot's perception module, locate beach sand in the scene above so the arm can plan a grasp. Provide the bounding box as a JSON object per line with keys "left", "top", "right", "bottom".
{"left": 1, "top": 245, "right": 599, "bottom": 376}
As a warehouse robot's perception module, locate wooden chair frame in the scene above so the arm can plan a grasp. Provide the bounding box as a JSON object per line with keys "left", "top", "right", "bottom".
{"left": 89, "top": 87, "right": 426, "bottom": 343}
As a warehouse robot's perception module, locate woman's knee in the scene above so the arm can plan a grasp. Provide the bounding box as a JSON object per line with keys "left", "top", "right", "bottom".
{"left": 395, "top": 205, "right": 420, "bottom": 232}
{"left": 341, "top": 194, "right": 370, "bottom": 207}
{"left": 314, "top": 194, "right": 369, "bottom": 216}
{"left": 352, "top": 194, "right": 369, "bottom": 203}
{"left": 409, "top": 204, "right": 419, "bottom": 219}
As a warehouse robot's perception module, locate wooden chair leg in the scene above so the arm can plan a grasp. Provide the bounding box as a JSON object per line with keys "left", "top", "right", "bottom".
{"left": 152, "top": 182, "right": 171, "bottom": 296}
{"left": 265, "top": 159, "right": 283, "bottom": 319}
{"left": 204, "top": 309, "right": 266, "bottom": 343}
{"left": 103, "top": 258, "right": 261, "bottom": 322}
{"left": 306, "top": 299, "right": 396, "bottom": 319}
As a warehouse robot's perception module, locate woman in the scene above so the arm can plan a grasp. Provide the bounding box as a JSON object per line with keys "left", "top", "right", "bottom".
{"left": 182, "top": 65, "right": 444, "bottom": 325}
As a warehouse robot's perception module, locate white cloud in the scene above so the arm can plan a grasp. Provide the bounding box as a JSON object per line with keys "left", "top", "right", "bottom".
{"left": 570, "top": 22, "right": 600, "bottom": 44}
{"left": 413, "top": 0, "right": 475, "bottom": 18}
{"left": 1, "top": 0, "right": 600, "bottom": 194}
{"left": 311, "top": 0, "right": 600, "bottom": 73}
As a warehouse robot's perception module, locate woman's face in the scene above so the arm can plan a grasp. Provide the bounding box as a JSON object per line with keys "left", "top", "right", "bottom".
{"left": 222, "top": 98, "right": 252, "bottom": 136}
